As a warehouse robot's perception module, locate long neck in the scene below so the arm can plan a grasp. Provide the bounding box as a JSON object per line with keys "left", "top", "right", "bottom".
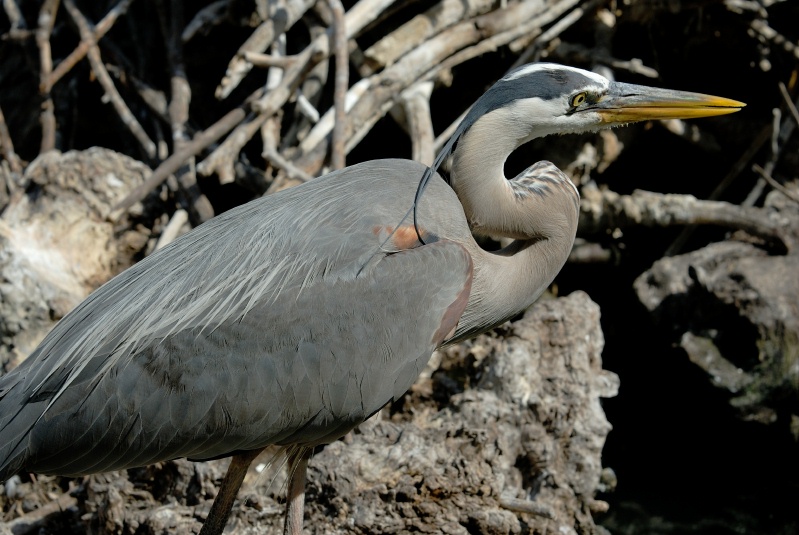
{"left": 448, "top": 109, "right": 580, "bottom": 340}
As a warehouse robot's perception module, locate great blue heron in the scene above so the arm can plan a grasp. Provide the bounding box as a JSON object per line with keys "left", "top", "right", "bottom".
{"left": 0, "top": 63, "right": 742, "bottom": 534}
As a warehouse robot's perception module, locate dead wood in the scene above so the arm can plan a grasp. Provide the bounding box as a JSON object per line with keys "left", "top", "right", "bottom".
{"left": 633, "top": 183, "right": 799, "bottom": 429}
{"left": 401, "top": 81, "right": 435, "bottom": 165}
{"left": 157, "top": 0, "right": 214, "bottom": 224}
{"left": 328, "top": 0, "right": 347, "bottom": 170}
{"left": 63, "top": 0, "right": 156, "bottom": 159}
{"left": 579, "top": 185, "right": 794, "bottom": 253}
{"left": 0, "top": 106, "right": 22, "bottom": 174}
{"left": 1, "top": 1, "right": 798, "bottom": 533}
{"left": 35, "top": 0, "right": 59, "bottom": 153}
{"left": 49, "top": 0, "right": 135, "bottom": 88}
{"left": 214, "top": 0, "right": 317, "bottom": 100}
{"left": 113, "top": 100, "right": 256, "bottom": 214}
{"left": 0, "top": 149, "right": 157, "bottom": 373}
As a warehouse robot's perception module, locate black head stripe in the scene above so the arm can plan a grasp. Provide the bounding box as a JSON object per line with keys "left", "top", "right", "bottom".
{"left": 433, "top": 66, "right": 599, "bottom": 178}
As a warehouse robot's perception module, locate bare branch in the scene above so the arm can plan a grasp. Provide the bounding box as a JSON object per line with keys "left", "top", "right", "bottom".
{"left": 263, "top": 145, "right": 313, "bottom": 184}
{"left": 328, "top": 0, "right": 348, "bottom": 171}
{"left": 361, "top": 0, "right": 495, "bottom": 73}
{"left": 401, "top": 82, "right": 435, "bottom": 166}
{"left": 3, "top": 0, "right": 26, "bottom": 33}
{"left": 197, "top": 42, "right": 325, "bottom": 181}
{"left": 36, "top": 0, "right": 59, "bottom": 153}
{"left": 158, "top": 0, "right": 214, "bottom": 223}
{"left": 579, "top": 186, "right": 792, "bottom": 252}
{"left": 111, "top": 101, "right": 255, "bottom": 216}
{"left": 182, "top": 0, "right": 227, "bottom": 43}
{"left": 243, "top": 52, "right": 298, "bottom": 69}
{"left": 261, "top": 116, "right": 313, "bottom": 191}
{"left": 199, "top": 113, "right": 265, "bottom": 185}
{"left": 63, "top": 0, "right": 156, "bottom": 159}
{"left": 0, "top": 104, "right": 23, "bottom": 173}
{"left": 297, "top": 0, "right": 586, "bottom": 171}
{"left": 750, "top": 18, "right": 799, "bottom": 60}
{"left": 215, "top": 0, "right": 317, "bottom": 100}
{"left": 49, "top": 0, "right": 136, "bottom": 88}
{"left": 778, "top": 81, "right": 799, "bottom": 126}
{"left": 752, "top": 163, "right": 799, "bottom": 205}
{"left": 154, "top": 209, "right": 189, "bottom": 251}
{"left": 200, "top": 0, "right": 392, "bottom": 181}
{"left": 511, "top": 0, "right": 597, "bottom": 67}
{"left": 550, "top": 42, "right": 659, "bottom": 78}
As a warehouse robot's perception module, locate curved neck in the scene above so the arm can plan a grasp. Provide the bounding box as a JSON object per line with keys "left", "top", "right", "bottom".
{"left": 450, "top": 109, "right": 527, "bottom": 237}
{"left": 447, "top": 108, "right": 580, "bottom": 340}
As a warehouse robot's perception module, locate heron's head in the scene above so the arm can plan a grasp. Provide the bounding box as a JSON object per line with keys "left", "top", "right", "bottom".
{"left": 473, "top": 63, "right": 745, "bottom": 140}
{"left": 429, "top": 63, "right": 744, "bottom": 179}
{"left": 415, "top": 62, "right": 744, "bottom": 216}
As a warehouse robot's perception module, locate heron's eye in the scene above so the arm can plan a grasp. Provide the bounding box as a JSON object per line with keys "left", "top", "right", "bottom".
{"left": 570, "top": 92, "right": 588, "bottom": 107}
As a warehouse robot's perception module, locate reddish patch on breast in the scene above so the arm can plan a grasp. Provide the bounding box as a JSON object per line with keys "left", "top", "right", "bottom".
{"left": 372, "top": 225, "right": 430, "bottom": 250}
{"left": 433, "top": 247, "right": 473, "bottom": 345}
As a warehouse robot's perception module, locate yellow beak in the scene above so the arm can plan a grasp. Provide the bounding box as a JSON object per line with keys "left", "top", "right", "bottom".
{"left": 594, "top": 81, "right": 745, "bottom": 124}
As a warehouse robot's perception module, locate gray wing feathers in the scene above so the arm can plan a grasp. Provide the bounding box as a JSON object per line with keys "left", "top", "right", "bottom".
{"left": 5, "top": 241, "right": 471, "bottom": 476}
{"left": 0, "top": 160, "right": 473, "bottom": 478}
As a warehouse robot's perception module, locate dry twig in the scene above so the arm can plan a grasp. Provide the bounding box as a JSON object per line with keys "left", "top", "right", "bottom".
{"left": 511, "top": 0, "right": 597, "bottom": 67}
{"left": 158, "top": 0, "right": 214, "bottom": 223}
{"left": 199, "top": 0, "right": 395, "bottom": 182}
{"left": 63, "top": 0, "right": 156, "bottom": 159}
{"left": 779, "top": 81, "right": 799, "bottom": 126}
{"left": 360, "top": 0, "right": 495, "bottom": 74}
{"left": 243, "top": 52, "right": 298, "bottom": 69}
{"left": 0, "top": 105, "right": 23, "bottom": 173}
{"left": 182, "top": 0, "right": 226, "bottom": 43}
{"left": 35, "top": 0, "right": 59, "bottom": 153}
{"left": 297, "top": 0, "right": 588, "bottom": 171}
{"left": 112, "top": 97, "right": 259, "bottom": 215}
{"left": 215, "top": 0, "right": 317, "bottom": 100}
{"left": 49, "top": 0, "right": 135, "bottom": 88}
{"left": 750, "top": 18, "right": 799, "bottom": 61}
{"left": 154, "top": 209, "right": 189, "bottom": 251}
{"left": 328, "top": 0, "right": 348, "bottom": 170}
{"left": 752, "top": 164, "right": 799, "bottom": 205}
{"left": 2, "top": 0, "right": 25, "bottom": 34}
{"left": 197, "top": 40, "right": 326, "bottom": 182}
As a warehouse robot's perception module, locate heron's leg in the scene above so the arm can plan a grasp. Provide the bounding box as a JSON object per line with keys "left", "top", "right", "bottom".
{"left": 283, "top": 447, "right": 311, "bottom": 535}
{"left": 198, "top": 448, "right": 263, "bottom": 535}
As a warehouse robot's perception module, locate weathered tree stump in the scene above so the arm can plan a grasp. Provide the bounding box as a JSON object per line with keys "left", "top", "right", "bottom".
{"left": 0, "top": 148, "right": 154, "bottom": 373}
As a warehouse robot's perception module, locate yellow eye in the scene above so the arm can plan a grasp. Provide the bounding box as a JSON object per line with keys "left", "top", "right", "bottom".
{"left": 570, "top": 92, "right": 587, "bottom": 107}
